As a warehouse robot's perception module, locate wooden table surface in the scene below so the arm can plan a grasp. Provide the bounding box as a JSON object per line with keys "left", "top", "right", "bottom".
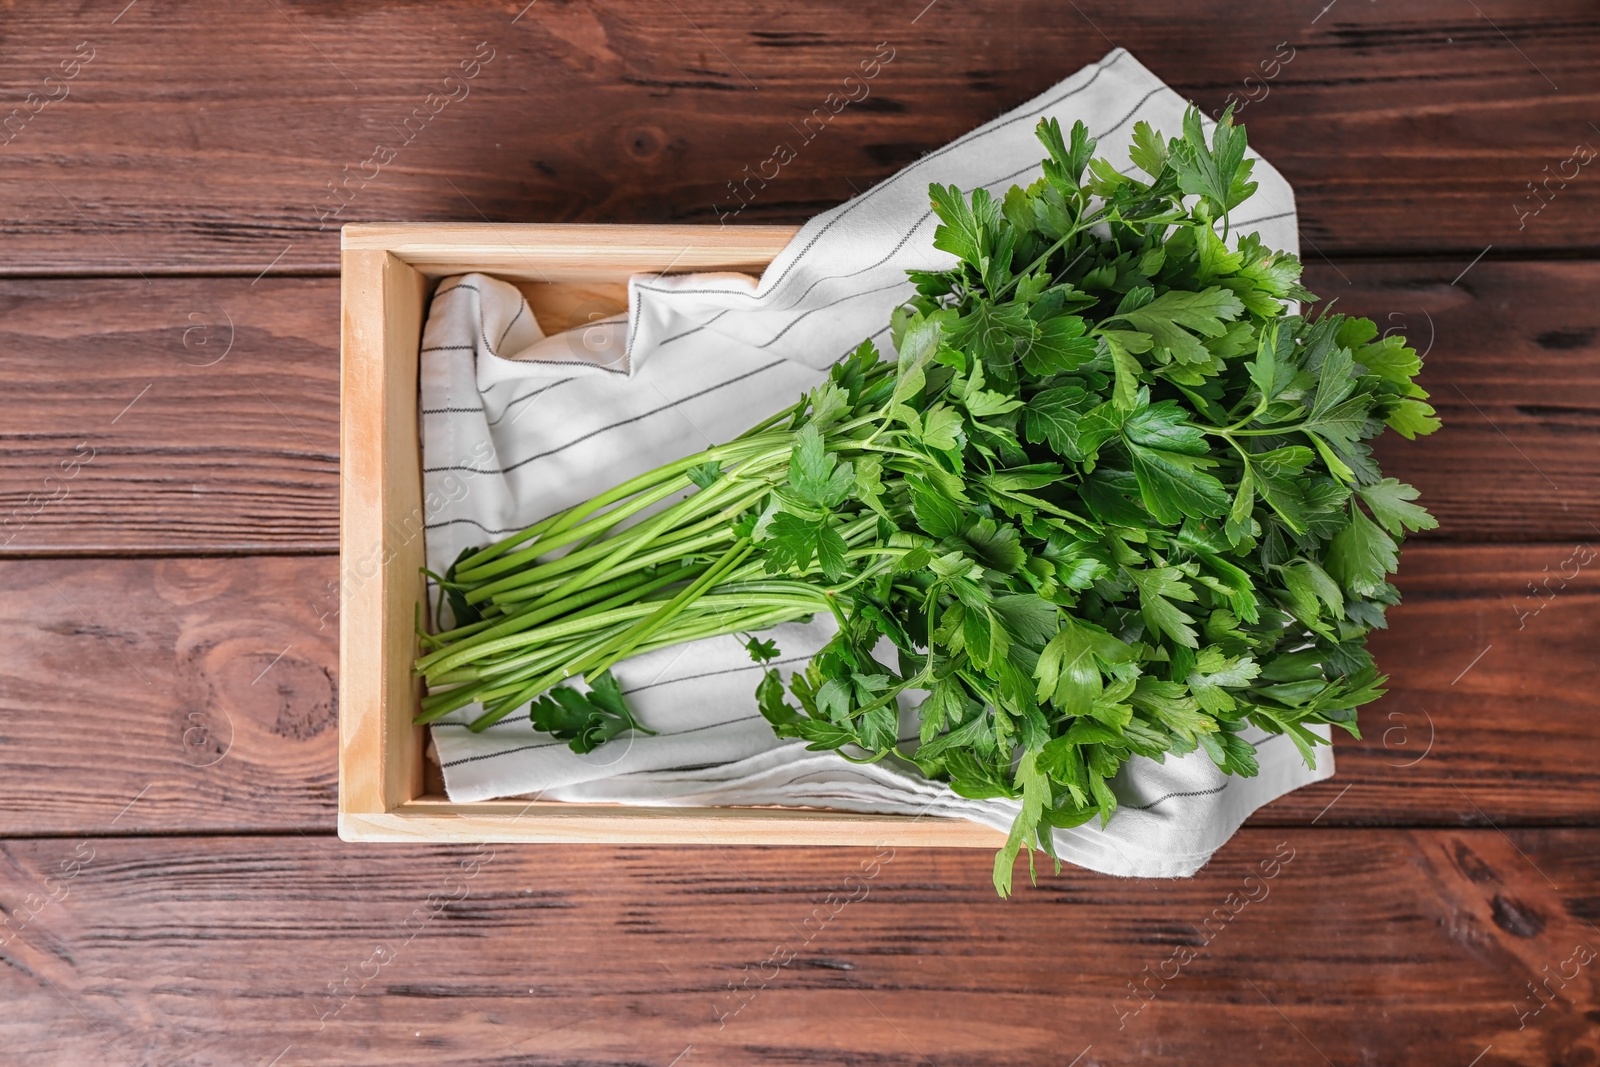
{"left": 2, "top": 2, "right": 1597, "bottom": 1064}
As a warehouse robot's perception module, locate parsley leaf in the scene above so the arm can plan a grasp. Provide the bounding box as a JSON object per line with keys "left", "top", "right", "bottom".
{"left": 1358, "top": 478, "right": 1438, "bottom": 535}
{"left": 529, "top": 671, "right": 654, "bottom": 754}
{"left": 1169, "top": 105, "right": 1257, "bottom": 219}
{"left": 1110, "top": 286, "right": 1245, "bottom": 365}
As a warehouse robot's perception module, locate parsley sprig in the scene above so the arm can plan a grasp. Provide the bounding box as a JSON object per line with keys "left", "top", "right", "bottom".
{"left": 416, "top": 107, "right": 1439, "bottom": 896}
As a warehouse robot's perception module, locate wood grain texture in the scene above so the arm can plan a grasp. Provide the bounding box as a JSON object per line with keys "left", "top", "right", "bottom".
{"left": 0, "top": 1, "right": 1596, "bottom": 273}
{"left": 0, "top": 830, "right": 1594, "bottom": 1065}
{"left": 2, "top": 2, "right": 1595, "bottom": 1056}
{"left": 338, "top": 249, "right": 430, "bottom": 821}
{"left": 2, "top": 544, "right": 1594, "bottom": 836}
{"left": 1330, "top": 259, "right": 1600, "bottom": 542}
{"left": 0, "top": 556, "right": 339, "bottom": 835}
{"left": 343, "top": 221, "right": 799, "bottom": 280}
{"left": 1256, "top": 541, "right": 1600, "bottom": 827}
{"left": 0, "top": 277, "right": 338, "bottom": 553}
{"left": 2, "top": 260, "right": 1596, "bottom": 554}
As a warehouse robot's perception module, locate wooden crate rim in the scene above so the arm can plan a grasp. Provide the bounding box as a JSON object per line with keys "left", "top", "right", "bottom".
{"left": 337, "top": 222, "right": 997, "bottom": 848}
{"left": 341, "top": 222, "right": 803, "bottom": 280}
{"left": 341, "top": 220, "right": 802, "bottom": 249}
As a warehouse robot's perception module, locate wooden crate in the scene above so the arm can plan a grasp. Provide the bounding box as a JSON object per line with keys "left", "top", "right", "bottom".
{"left": 337, "top": 222, "right": 1002, "bottom": 846}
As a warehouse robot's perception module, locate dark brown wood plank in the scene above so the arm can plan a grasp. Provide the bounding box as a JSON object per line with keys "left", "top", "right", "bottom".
{"left": 1327, "top": 258, "right": 1600, "bottom": 543}
{"left": 1, "top": 261, "right": 1596, "bottom": 554}
{"left": 0, "top": 829, "right": 1594, "bottom": 1064}
{"left": 1258, "top": 541, "right": 1600, "bottom": 827}
{"left": 3, "top": 3, "right": 1588, "bottom": 1060}
{"left": 0, "top": 277, "right": 338, "bottom": 554}
{"left": 0, "top": 1, "right": 1595, "bottom": 272}
{"left": 0, "top": 555, "right": 338, "bottom": 835}
{"left": 1, "top": 544, "right": 1593, "bottom": 836}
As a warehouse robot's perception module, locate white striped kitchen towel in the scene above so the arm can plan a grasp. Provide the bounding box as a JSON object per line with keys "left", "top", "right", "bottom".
{"left": 419, "top": 47, "right": 1330, "bottom": 879}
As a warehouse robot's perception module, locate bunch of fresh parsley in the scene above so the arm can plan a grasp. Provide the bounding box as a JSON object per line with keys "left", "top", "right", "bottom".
{"left": 417, "top": 107, "right": 1439, "bottom": 896}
